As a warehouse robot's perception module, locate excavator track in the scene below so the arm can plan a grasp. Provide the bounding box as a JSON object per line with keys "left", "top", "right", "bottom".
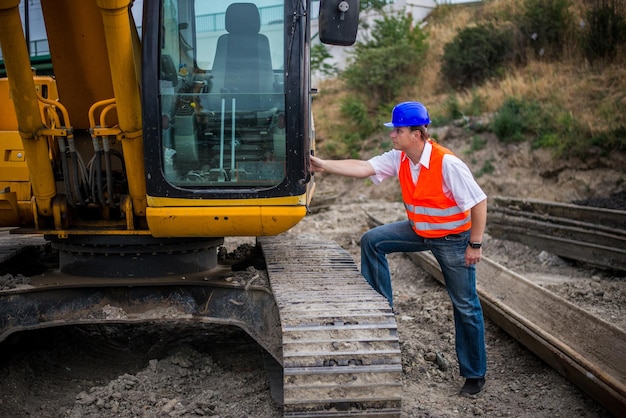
{"left": 259, "top": 235, "right": 403, "bottom": 417}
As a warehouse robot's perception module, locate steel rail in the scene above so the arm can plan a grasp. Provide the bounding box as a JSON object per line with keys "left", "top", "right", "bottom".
{"left": 489, "top": 196, "right": 626, "bottom": 271}
{"left": 491, "top": 196, "right": 626, "bottom": 230}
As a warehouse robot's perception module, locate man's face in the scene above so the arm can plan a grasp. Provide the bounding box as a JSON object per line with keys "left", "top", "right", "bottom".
{"left": 390, "top": 127, "right": 418, "bottom": 151}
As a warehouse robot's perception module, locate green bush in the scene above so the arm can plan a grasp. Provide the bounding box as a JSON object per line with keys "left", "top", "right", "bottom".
{"left": 590, "top": 125, "right": 626, "bottom": 153}
{"left": 441, "top": 92, "right": 487, "bottom": 123}
{"left": 475, "top": 159, "right": 495, "bottom": 178}
{"left": 441, "top": 24, "right": 515, "bottom": 90}
{"left": 490, "top": 97, "right": 624, "bottom": 159}
{"left": 469, "top": 135, "right": 488, "bottom": 153}
{"left": 580, "top": 1, "right": 626, "bottom": 65}
{"left": 342, "top": 12, "right": 428, "bottom": 104}
{"left": 445, "top": 95, "right": 464, "bottom": 120}
{"left": 491, "top": 98, "right": 544, "bottom": 143}
{"left": 340, "top": 96, "right": 376, "bottom": 136}
{"left": 532, "top": 110, "right": 577, "bottom": 154}
{"left": 311, "top": 44, "right": 338, "bottom": 77}
{"left": 517, "top": 0, "right": 575, "bottom": 59}
{"left": 492, "top": 98, "right": 577, "bottom": 152}
{"left": 324, "top": 96, "right": 377, "bottom": 158}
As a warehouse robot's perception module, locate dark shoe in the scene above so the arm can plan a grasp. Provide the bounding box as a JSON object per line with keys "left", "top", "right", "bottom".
{"left": 459, "top": 377, "right": 485, "bottom": 396}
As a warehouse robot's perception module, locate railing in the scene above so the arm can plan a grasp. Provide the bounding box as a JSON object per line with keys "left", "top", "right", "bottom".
{"left": 0, "top": 38, "right": 49, "bottom": 61}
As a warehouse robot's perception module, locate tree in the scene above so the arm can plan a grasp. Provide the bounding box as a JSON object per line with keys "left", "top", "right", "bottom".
{"left": 342, "top": 12, "right": 428, "bottom": 104}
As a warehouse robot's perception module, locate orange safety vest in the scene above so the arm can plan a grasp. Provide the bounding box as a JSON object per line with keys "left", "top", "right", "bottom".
{"left": 399, "top": 142, "right": 471, "bottom": 238}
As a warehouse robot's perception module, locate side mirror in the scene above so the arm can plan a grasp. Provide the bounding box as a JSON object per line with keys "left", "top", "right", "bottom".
{"left": 318, "top": 0, "right": 359, "bottom": 46}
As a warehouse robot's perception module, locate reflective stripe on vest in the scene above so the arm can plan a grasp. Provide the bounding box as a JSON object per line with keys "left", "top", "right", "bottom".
{"left": 400, "top": 142, "right": 471, "bottom": 238}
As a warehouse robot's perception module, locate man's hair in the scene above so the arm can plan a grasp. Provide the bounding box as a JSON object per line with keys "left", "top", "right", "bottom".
{"left": 410, "top": 126, "right": 430, "bottom": 139}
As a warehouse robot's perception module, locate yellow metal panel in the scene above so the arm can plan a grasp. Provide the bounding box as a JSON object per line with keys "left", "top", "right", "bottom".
{"left": 40, "top": 0, "right": 114, "bottom": 129}
{"left": 146, "top": 194, "right": 308, "bottom": 207}
{"left": 146, "top": 206, "right": 307, "bottom": 237}
{"left": 0, "top": 78, "right": 16, "bottom": 130}
{"left": 0, "top": 77, "right": 59, "bottom": 130}
{"left": 0, "top": 181, "right": 30, "bottom": 200}
{"left": 0, "top": 131, "right": 29, "bottom": 181}
{"left": 0, "top": 76, "right": 59, "bottom": 131}
{"left": 0, "top": 190, "right": 18, "bottom": 226}
{"left": 0, "top": 2, "right": 56, "bottom": 216}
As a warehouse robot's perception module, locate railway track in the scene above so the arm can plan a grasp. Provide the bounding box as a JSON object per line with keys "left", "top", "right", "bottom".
{"left": 488, "top": 196, "right": 626, "bottom": 271}
{"left": 365, "top": 208, "right": 626, "bottom": 417}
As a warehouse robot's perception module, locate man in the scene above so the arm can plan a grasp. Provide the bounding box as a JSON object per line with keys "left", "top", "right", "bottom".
{"left": 309, "top": 101, "right": 487, "bottom": 396}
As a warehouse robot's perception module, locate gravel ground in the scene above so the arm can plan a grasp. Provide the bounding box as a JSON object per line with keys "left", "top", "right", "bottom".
{"left": 0, "top": 124, "right": 624, "bottom": 417}
{"left": 0, "top": 197, "right": 622, "bottom": 418}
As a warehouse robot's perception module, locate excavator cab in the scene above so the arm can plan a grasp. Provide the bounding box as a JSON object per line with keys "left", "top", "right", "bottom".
{"left": 152, "top": 2, "right": 285, "bottom": 187}
{"left": 142, "top": 0, "right": 359, "bottom": 238}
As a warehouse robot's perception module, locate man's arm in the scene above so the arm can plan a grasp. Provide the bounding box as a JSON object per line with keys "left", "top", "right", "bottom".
{"left": 310, "top": 155, "right": 376, "bottom": 178}
{"left": 465, "top": 198, "right": 487, "bottom": 266}
{"left": 469, "top": 198, "right": 487, "bottom": 243}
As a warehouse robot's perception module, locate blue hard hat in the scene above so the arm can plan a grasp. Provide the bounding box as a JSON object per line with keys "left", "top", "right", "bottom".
{"left": 384, "top": 102, "right": 431, "bottom": 127}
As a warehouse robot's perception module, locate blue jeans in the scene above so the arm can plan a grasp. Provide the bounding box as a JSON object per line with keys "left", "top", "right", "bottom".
{"left": 360, "top": 220, "right": 487, "bottom": 378}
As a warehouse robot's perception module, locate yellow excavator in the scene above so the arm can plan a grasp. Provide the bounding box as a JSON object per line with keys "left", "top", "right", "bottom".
{"left": 0, "top": 0, "right": 401, "bottom": 415}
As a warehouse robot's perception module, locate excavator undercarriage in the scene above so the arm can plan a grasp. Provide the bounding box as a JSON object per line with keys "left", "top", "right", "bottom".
{"left": 0, "top": 231, "right": 402, "bottom": 416}
{"left": 0, "top": 0, "right": 402, "bottom": 415}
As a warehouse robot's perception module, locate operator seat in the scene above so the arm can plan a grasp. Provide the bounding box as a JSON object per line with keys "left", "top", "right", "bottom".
{"left": 209, "top": 2, "right": 275, "bottom": 112}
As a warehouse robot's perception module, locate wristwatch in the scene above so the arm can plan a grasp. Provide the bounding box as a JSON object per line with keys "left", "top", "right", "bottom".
{"left": 468, "top": 242, "right": 482, "bottom": 249}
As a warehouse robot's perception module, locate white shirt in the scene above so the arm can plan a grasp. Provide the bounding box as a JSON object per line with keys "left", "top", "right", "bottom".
{"left": 368, "top": 142, "right": 487, "bottom": 212}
